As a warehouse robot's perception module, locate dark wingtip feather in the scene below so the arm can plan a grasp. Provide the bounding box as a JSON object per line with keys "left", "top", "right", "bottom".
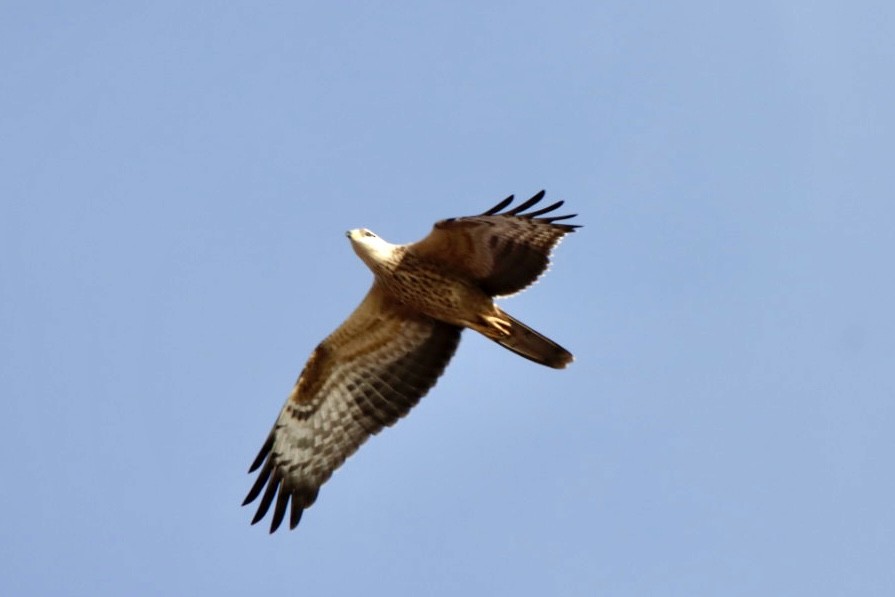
{"left": 481, "top": 195, "right": 514, "bottom": 216}
{"left": 242, "top": 459, "right": 273, "bottom": 506}
{"left": 506, "top": 191, "right": 546, "bottom": 215}
{"left": 478, "top": 191, "right": 581, "bottom": 227}
{"left": 251, "top": 476, "right": 280, "bottom": 526}
{"left": 269, "top": 485, "right": 290, "bottom": 533}
{"left": 481, "top": 191, "right": 580, "bottom": 226}
{"left": 524, "top": 200, "right": 564, "bottom": 217}
{"left": 505, "top": 198, "right": 540, "bottom": 215}
{"left": 248, "top": 434, "right": 274, "bottom": 473}
{"left": 544, "top": 213, "right": 578, "bottom": 223}
{"left": 245, "top": 435, "right": 319, "bottom": 531}
{"left": 503, "top": 191, "right": 546, "bottom": 217}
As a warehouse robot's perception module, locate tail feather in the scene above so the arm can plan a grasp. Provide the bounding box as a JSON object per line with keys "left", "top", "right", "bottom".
{"left": 488, "top": 310, "right": 573, "bottom": 369}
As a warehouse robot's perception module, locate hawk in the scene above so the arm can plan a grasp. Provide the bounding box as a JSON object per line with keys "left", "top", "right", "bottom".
{"left": 244, "top": 190, "right": 580, "bottom": 532}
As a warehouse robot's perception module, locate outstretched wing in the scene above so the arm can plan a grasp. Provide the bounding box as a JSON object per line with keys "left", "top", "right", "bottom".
{"left": 408, "top": 190, "right": 580, "bottom": 297}
{"left": 243, "top": 282, "right": 462, "bottom": 532}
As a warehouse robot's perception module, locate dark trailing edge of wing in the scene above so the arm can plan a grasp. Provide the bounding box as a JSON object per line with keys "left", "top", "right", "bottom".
{"left": 478, "top": 190, "right": 581, "bottom": 229}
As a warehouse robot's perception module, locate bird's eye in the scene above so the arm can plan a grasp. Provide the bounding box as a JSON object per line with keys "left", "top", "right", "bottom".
{"left": 363, "top": 230, "right": 375, "bottom": 238}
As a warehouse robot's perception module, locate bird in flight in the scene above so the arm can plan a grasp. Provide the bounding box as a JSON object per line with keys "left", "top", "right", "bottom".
{"left": 244, "top": 190, "right": 580, "bottom": 532}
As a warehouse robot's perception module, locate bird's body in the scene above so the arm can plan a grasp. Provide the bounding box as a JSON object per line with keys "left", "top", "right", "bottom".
{"left": 351, "top": 237, "right": 494, "bottom": 333}
{"left": 244, "top": 191, "right": 580, "bottom": 532}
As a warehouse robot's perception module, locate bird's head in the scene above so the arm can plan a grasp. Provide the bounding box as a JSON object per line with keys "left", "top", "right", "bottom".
{"left": 346, "top": 228, "right": 398, "bottom": 270}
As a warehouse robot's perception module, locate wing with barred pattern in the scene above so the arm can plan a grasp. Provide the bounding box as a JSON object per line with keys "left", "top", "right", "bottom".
{"left": 408, "top": 190, "right": 580, "bottom": 297}
{"left": 243, "top": 282, "right": 461, "bottom": 532}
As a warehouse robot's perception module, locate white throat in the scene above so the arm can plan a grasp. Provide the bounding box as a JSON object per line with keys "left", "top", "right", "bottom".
{"left": 347, "top": 228, "right": 401, "bottom": 272}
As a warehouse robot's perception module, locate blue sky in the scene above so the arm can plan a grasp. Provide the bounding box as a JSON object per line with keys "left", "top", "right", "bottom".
{"left": 2, "top": 2, "right": 893, "bottom": 595}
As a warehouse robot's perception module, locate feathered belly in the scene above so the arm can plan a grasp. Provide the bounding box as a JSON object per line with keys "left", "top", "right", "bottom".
{"left": 381, "top": 262, "right": 491, "bottom": 327}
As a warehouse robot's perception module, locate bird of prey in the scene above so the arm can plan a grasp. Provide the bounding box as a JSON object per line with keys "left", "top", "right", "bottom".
{"left": 244, "top": 190, "right": 580, "bottom": 532}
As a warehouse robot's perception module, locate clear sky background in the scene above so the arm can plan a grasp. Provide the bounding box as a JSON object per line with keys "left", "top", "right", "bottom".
{"left": 2, "top": 2, "right": 893, "bottom": 595}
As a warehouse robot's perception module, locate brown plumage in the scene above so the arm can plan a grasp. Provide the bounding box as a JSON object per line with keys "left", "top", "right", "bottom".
{"left": 244, "top": 191, "right": 580, "bottom": 532}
